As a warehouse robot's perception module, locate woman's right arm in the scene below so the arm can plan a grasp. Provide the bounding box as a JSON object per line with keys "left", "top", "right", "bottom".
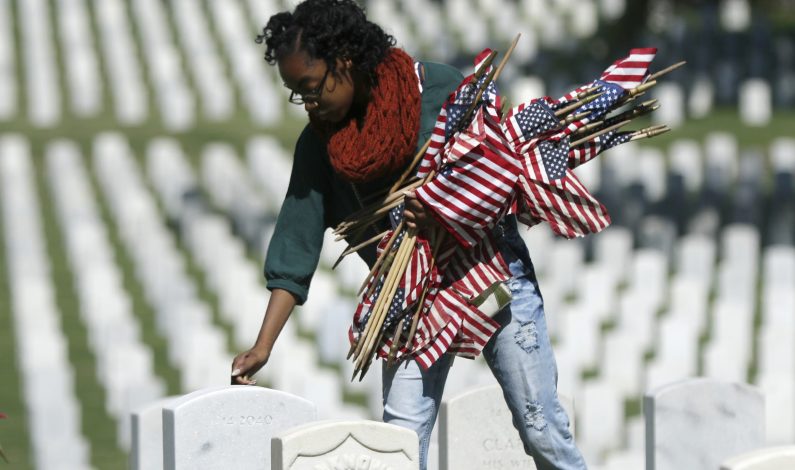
{"left": 230, "top": 288, "right": 298, "bottom": 385}
{"left": 231, "top": 127, "right": 329, "bottom": 385}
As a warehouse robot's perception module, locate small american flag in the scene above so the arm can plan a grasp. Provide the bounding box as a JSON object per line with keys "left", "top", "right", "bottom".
{"left": 574, "top": 80, "right": 625, "bottom": 119}
{"left": 600, "top": 47, "right": 657, "bottom": 89}
{"left": 502, "top": 100, "right": 612, "bottom": 238}
{"left": 538, "top": 139, "right": 569, "bottom": 182}
{"left": 510, "top": 101, "right": 560, "bottom": 141}
{"left": 417, "top": 49, "right": 500, "bottom": 179}
{"left": 568, "top": 129, "right": 633, "bottom": 169}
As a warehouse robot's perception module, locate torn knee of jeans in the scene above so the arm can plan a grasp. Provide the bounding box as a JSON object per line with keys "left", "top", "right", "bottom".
{"left": 524, "top": 400, "right": 547, "bottom": 432}
{"left": 514, "top": 320, "right": 539, "bottom": 353}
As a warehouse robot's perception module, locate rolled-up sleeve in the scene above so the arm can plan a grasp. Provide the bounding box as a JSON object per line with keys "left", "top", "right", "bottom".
{"left": 264, "top": 127, "right": 329, "bottom": 305}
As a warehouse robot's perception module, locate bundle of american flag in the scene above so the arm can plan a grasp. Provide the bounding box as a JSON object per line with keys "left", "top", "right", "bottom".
{"left": 334, "top": 36, "right": 684, "bottom": 380}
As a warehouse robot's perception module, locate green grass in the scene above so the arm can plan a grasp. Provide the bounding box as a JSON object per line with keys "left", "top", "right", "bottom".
{"left": 33, "top": 144, "right": 128, "bottom": 469}
{"left": 0, "top": 167, "right": 34, "bottom": 470}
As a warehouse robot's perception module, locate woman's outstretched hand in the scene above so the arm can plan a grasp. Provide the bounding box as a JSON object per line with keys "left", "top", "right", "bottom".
{"left": 231, "top": 347, "right": 269, "bottom": 385}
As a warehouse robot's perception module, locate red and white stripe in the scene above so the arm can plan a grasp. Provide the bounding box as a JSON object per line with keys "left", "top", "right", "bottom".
{"left": 417, "top": 48, "right": 499, "bottom": 180}
{"left": 600, "top": 47, "right": 657, "bottom": 89}
{"left": 518, "top": 161, "right": 611, "bottom": 238}
{"left": 415, "top": 106, "right": 520, "bottom": 248}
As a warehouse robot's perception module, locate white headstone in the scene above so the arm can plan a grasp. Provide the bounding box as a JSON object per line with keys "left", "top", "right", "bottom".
{"left": 720, "top": 0, "right": 751, "bottom": 32}
{"left": 721, "top": 446, "right": 795, "bottom": 470}
{"left": 130, "top": 396, "right": 179, "bottom": 470}
{"left": 644, "top": 378, "right": 765, "bottom": 470}
{"left": 163, "top": 386, "right": 316, "bottom": 470}
{"left": 272, "top": 420, "right": 419, "bottom": 470}
{"left": 739, "top": 79, "right": 772, "bottom": 126}
{"left": 439, "top": 384, "right": 575, "bottom": 470}
{"left": 688, "top": 75, "right": 714, "bottom": 118}
{"left": 653, "top": 83, "right": 685, "bottom": 128}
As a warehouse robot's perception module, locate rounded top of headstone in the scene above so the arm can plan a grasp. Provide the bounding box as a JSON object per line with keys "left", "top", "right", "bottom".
{"left": 131, "top": 395, "right": 181, "bottom": 416}
{"left": 277, "top": 419, "right": 415, "bottom": 440}
{"left": 273, "top": 419, "right": 419, "bottom": 469}
{"left": 444, "top": 384, "right": 501, "bottom": 407}
{"left": 646, "top": 377, "right": 762, "bottom": 401}
{"left": 720, "top": 445, "right": 795, "bottom": 470}
{"left": 163, "top": 386, "right": 316, "bottom": 413}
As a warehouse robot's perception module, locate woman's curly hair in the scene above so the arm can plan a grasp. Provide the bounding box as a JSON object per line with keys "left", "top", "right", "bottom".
{"left": 255, "top": 0, "right": 395, "bottom": 88}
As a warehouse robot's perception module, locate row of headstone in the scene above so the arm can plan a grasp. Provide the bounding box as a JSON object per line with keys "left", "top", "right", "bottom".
{"left": 53, "top": 0, "right": 102, "bottom": 117}
{"left": 246, "top": 136, "right": 292, "bottom": 213}
{"left": 94, "top": 0, "right": 149, "bottom": 125}
{"left": 0, "top": 136, "right": 91, "bottom": 468}
{"left": 45, "top": 140, "right": 166, "bottom": 450}
{"left": 201, "top": 143, "right": 271, "bottom": 249}
{"left": 92, "top": 133, "right": 231, "bottom": 392}
{"left": 0, "top": 0, "right": 16, "bottom": 119}
{"left": 171, "top": 0, "right": 235, "bottom": 120}
{"left": 18, "top": 0, "right": 61, "bottom": 127}
{"left": 136, "top": 384, "right": 556, "bottom": 470}
{"left": 131, "top": 0, "right": 196, "bottom": 131}
{"left": 133, "top": 386, "right": 420, "bottom": 470}
{"left": 206, "top": 0, "right": 281, "bottom": 126}
{"left": 146, "top": 140, "right": 272, "bottom": 353}
{"left": 757, "top": 243, "right": 795, "bottom": 443}
{"left": 133, "top": 377, "right": 773, "bottom": 470}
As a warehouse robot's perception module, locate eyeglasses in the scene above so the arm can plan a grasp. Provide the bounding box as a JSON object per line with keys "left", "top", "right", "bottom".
{"left": 288, "top": 67, "right": 330, "bottom": 105}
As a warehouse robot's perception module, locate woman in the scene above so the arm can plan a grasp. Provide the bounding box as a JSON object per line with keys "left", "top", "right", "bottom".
{"left": 231, "top": 1, "right": 587, "bottom": 468}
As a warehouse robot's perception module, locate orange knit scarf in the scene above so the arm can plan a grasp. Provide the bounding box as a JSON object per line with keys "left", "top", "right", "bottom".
{"left": 310, "top": 48, "right": 421, "bottom": 183}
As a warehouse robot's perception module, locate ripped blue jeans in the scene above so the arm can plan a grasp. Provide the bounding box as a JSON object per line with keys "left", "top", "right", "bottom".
{"left": 382, "top": 217, "right": 588, "bottom": 470}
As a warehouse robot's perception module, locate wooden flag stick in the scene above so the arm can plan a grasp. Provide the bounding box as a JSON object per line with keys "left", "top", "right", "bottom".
{"left": 337, "top": 180, "right": 423, "bottom": 230}
{"left": 354, "top": 231, "right": 414, "bottom": 362}
{"left": 570, "top": 119, "right": 631, "bottom": 147}
{"left": 458, "top": 35, "right": 521, "bottom": 128}
{"left": 575, "top": 86, "right": 599, "bottom": 100}
{"left": 357, "top": 329, "right": 385, "bottom": 381}
{"left": 358, "top": 220, "right": 404, "bottom": 296}
{"left": 630, "top": 125, "right": 670, "bottom": 141}
{"left": 386, "top": 317, "right": 406, "bottom": 367}
{"left": 647, "top": 61, "right": 686, "bottom": 82}
{"left": 562, "top": 111, "right": 591, "bottom": 125}
{"left": 573, "top": 99, "right": 659, "bottom": 135}
{"left": 554, "top": 91, "right": 605, "bottom": 118}
{"left": 364, "top": 231, "right": 416, "bottom": 353}
{"left": 623, "top": 80, "right": 657, "bottom": 101}
{"left": 362, "top": 176, "right": 420, "bottom": 203}
{"left": 388, "top": 139, "right": 433, "bottom": 196}
{"left": 352, "top": 233, "right": 415, "bottom": 375}
{"left": 334, "top": 197, "right": 405, "bottom": 237}
{"left": 333, "top": 229, "right": 391, "bottom": 268}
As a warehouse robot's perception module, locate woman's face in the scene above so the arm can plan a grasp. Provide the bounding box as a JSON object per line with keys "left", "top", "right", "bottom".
{"left": 278, "top": 49, "right": 355, "bottom": 123}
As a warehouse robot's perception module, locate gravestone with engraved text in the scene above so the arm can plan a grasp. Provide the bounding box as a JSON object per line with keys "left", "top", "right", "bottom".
{"left": 163, "top": 386, "right": 316, "bottom": 470}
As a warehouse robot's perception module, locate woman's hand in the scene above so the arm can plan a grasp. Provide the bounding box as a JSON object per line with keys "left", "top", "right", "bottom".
{"left": 231, "top": 288, "right": 297, "bottom": 385}
{"left": 231, "top": 347, "right": 269, "bottom": 385}
{"left": 403, "top": 190, "right": 438, "bottom": 231}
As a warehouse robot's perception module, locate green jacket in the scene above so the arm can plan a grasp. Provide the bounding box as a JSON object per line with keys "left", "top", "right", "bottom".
{"left": 265, "top": 61, "right": 463, "bottom": 304}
